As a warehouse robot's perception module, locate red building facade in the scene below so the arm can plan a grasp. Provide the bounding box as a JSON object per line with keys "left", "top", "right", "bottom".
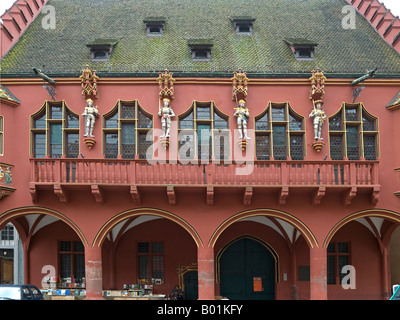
{"left": 1, "top": 0, "right": 400, "bottom": 300}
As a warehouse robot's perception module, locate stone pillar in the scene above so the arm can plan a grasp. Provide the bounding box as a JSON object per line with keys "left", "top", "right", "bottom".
{"left": 197, "top": 246, "right": 215, "bottom": 300}
{"left": 309, "top": 246, "right": 327, "bottom": 300}
{"left": 85, "top": 245, "right": 104, "bottom": 300}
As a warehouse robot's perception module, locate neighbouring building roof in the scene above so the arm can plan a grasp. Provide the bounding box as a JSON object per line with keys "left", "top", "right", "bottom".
{"left": 0, "top": 85, "right": 20, "bottom": 106}
{"left": 0, "top": 0, "right": 399, "bottom": 77}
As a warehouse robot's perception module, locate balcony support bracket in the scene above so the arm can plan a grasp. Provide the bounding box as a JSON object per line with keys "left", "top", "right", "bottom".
{"left": 207, "top": 186, "right": 214, "bottom": 205}
{"left": 91, "top": 184, "right": 104, "bottom": 203}
{"left": 167, "top": 185, "right": 176, "bottom": 205}
{"left": 243, "top": 187, "right": 253, "bottom": 206}
{"left": 343, "top": 186, "right": 357, "bottom": 205}
{"left": 130, "top": 185, "right": 141, "bottom": 204}
{"left": 279, "top": 186, "right": 289, "bottom": 205}
{"left": 312, "top": 186, "right": 326, "bottom": 205}
{"left": 371, "top": 186, "right": 380, "bottom": 205}
{"left": 54, "top": 184, "right": 69, "bottom": 203}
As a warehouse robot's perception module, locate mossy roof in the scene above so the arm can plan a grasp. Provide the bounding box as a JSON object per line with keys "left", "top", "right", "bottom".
{"left": 1, "top": 0, "right": 399, "bottom": 77}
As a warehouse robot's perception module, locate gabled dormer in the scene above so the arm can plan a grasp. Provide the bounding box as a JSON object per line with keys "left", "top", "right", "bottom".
{"left": 231, "top": 16, "right": 256, "bottom": 35}
{"left": 188, "top": 39, "right": 213, "bottom": 61}
{"left": 86, "top": 39, "right": 118, "bottom": 62}
{"left": 284, "top": 38, "right": 318, "bottom": 61}
{"left": 143, "top": 17, "right": 166, "bottom": 36}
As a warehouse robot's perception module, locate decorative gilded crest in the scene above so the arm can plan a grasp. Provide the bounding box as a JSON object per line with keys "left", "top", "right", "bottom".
{"left": 79, "top": 65, "right": 99, "bottom": 99}
{"left": 309, "top": 68, "right": 326, "bottom": 102}
{"left": 231, "top": 68, "right": 248, "bottom": 102}
{"left": 157, "top": 69, "right": 175, "bottom": 101}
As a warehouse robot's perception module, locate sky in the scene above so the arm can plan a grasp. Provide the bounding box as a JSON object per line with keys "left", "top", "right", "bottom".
{"left": 0, "top": 0, "right": 400, "bottom": 21}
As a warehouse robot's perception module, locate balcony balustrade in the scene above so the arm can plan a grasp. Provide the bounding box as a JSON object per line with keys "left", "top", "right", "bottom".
{"left": 30, "top": 158, "right": 380, "bottom": 205}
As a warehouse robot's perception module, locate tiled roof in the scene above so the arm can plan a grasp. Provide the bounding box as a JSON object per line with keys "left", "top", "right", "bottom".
{"left": 0, "top": 0, "right": 399, "bottom": 76}
{"left": 0, "top": 85, "right": 21, "bottom": 106}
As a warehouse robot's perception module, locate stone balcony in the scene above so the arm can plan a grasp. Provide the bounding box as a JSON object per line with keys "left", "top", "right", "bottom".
{"left": 0, "top": 162, "right": 15, "bottom": 200}
{"left": 30, "top": 158, "right": 380, "bottom": 205}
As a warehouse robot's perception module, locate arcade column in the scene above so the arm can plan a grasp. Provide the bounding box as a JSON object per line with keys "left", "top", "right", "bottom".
{"left": 85, "top": 245, "right": 105, "bottom": 300}
{"left": 197, "top": 246, "right": 215, "bottom": 300}
{"left": 309, "top": 246, "right": 328, "bottom": 300}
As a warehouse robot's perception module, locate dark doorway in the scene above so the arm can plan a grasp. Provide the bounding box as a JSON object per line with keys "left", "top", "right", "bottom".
{"left": 183, "top": 271, "right": 198, "bottom": 300}
{"left": 219, "top": 237, "right": 276, "bottom": 300}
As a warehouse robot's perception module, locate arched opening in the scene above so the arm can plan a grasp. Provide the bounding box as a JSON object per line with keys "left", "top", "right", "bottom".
{"left": 217, "top": 236, "right": 277, "bottom": 300}
{"left": 211, "top": 209, "right": 318, "bottom": 300}
{"left": 0, "top": 207, "right": 87, "bottom": 293}
{"left": 324, "top": 210, "right": 400, "bottom": 299}
{"left": 95, "top": 208, "right": 202, "bottom": 299}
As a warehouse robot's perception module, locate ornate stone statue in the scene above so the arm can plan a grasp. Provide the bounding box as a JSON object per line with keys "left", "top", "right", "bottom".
{"left": 234, "top": 99, "right": 251, "bottom": 140}
{"left": 309, "top": 100, "right": 326, "bottom": 140}
{"left": 158, "top": 98, "right": 175, "bottom": 138}
{"left": 82, "top": 98, "right": 99, "bottom": 137}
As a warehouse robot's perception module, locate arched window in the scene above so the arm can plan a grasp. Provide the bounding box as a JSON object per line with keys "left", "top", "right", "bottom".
{"left": 328, "top": 102, "right": 378, "bottom": 160}
{"left": 254, "top": 102, "right": 305, "bottom": 160}
{"left": 103, "top": 100, "right": 153, "bottom": 159}
{"left": 31, "top": 101, "right": 79, "bottom": 158}
{"left": 178, "top": 101, "right": 229, "bottom": 161}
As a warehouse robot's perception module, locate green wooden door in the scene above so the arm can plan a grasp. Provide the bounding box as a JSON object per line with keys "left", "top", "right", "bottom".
{"left": 220, "top": 238, "right": 275, "bottom": 300}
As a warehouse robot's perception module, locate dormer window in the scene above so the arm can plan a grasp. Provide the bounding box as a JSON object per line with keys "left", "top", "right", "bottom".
{"left": 284, "top": 38, "right": 318, "bottom": 61}
{"left": 231, "top": 17, "right": 256, "bottom": 35}
{"left": 188, "top": 40, "right": 213, "bottom": 62}
{"left": 86, "top": 39, "right": 118, "bottom": 62}
{"left": 144, "top": 17, "right": 166, "bottom": 36}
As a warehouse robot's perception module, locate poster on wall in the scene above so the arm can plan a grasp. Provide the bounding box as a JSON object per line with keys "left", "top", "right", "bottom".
{"left": 253, "top": 277, "right": 263, "bottom": 292}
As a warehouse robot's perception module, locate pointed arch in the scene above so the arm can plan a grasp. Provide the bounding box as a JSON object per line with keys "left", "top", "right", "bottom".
{"left": 93, "top": 207, "right": 203, "bottom": 248}
{"left": 323, "top": 209, "right": 400, "bottom": 248}
{"left": 208, "top": 208, "right": 318, "bottom": 249}
{"left": 0, "top": 206, "right": 88, "bottom": 246}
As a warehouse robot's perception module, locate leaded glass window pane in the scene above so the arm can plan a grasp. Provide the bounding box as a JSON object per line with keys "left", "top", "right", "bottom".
{"left": 273, "top": 126, "right": 286, "bottom": 160}
{"left": 196, "top": 104, "right": 210, "bottom": 120}
{"left": 138, "top": 255, "right": 150, "bottom": 280}
{"left": 271, "top": 106, "right": 285, "bottom": 121}
{"left": 290, "top": 135, "right": 303, "bottom": 160}
{"left": 197, "top": 124, "right": 211, "bottom": 160}
{"left": 34, "top": 133, "right": 46, "bottom": 158}
{"left": 256, "top": 135, "right": 270, "bottom": 160}
{"left": 214, "top": 130, "right": 230, "bottom": 160}
{"left": 105, "top": 113, "right": 118, "bottom": 128}
{"left": 362, "top": 113, "right": 375, "bottom": 131}
{"left": 121, "top": 104, "right": 135, "bottom": 119}
{"left": 364, "top": 135, "right": 376, "bottom": 160}
{"left": 34, "top": 114, "right": 46, "bottom": 129}
{"left": 105, "top": 133, "right": 118, "bottom": 158}
{"left": 138, "top": 108, "right": 152, "bottom": 129}
{"left": 122, "top": 123, "right": 135, "bottom": 159}
{"left": 138, "top": 131, "right": 152, "bottom": 159}
{"left": 50, "top": 105, "right": 63, "bottom": 119}
{"left": 327, "top": 255, "right": 336, "bottom": 284}
{"left": 178, "top": 132, "right": 195, "bottom": 160}
{"left": 152, "top": 255, "right": 164, "bottom": 279}
{"left": 214, "top": 111, "right": 228, "bottom": 129}
{"left": 50, "top": 123, "right": 62, "bottom": 158}
{"left": 346, "top": 126, "right": 359, "bottom": 160}
{"left": 329, "top": 113, "right": 342, "bottom": 131}
{"left": 289, "top": 113, "right": 303, "bottom": 131}
{"left": 179, "top": 112, "right": 194, "bottom": 129}
{"left": 255, "top": 112, "right": 269, "bottom": 131}
{"left": 330, "top": 135, "right": 343, "bottom": 160}
{"left": 66, "top": 111, "right": 79, "bottom": 129}
{"left": 66, "top": 133, "right": 79, "bottom": 158}
{"left": 345, "top": 108, "right": 358, "bottom": 121}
